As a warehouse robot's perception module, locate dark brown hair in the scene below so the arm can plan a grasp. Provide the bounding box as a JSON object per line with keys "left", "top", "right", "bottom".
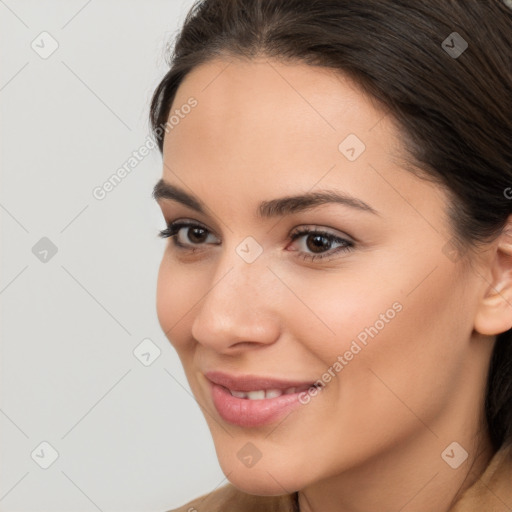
{"left": 149, "top": 0, "right": 512, "bottom": 451}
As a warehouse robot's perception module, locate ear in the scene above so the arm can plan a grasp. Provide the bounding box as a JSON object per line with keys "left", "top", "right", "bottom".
{"left": 474, "top": 217, "right": 512, "bottom": 336}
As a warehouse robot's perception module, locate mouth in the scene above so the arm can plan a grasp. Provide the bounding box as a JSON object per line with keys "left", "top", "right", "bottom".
{"left": 204, "top": 371, "right": 320, "bottom": 427}
{"left": 226, "top": 385, "right": 312, "bottom": 400}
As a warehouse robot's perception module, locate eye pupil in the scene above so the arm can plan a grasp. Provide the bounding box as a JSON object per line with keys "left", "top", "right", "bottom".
{"left": 307, "top": 234, "right": 330, "bottom": 253}
{"left": 188, "top": 227, "right": 207, "bottom": 243}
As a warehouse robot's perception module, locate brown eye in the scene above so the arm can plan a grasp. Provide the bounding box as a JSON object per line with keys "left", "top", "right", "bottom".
{"left": 289, "top": 227, "right": 354, "bottom": 262}
{"left": 305, "top": 233, "right": 334, "bottom": 253}
{"left": 186, "top": 226, "right": 208, "bottom": 243}
{"left": 158, "top": 221, "right": 220, "bottom": 247}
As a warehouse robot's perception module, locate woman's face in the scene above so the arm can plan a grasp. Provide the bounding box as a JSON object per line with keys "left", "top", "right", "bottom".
{"left": 155, "top": 57, "right": 492, "bottom": 494}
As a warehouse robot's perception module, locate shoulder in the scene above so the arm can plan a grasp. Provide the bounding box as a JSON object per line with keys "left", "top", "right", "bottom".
{"left": 166, "top": 483, "right": 297, "bottom": 512}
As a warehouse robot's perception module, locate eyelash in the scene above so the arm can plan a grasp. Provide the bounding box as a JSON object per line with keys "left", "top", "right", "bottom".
{"left": 158, "top": 221, "right": 355, "bottom": 262}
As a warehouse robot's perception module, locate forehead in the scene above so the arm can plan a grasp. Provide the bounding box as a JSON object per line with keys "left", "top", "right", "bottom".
{"left": 166, "top": 57, "right": 394, "bottom": 175}
{"left": 171, "top": 56, "right": 385, "bottom": 141}
{"left": 162, "top": 57, "right": 449, "bottom": 227}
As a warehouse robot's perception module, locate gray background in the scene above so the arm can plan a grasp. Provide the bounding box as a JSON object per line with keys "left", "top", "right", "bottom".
{"left": 0, "top": 1, "right": 226, "bottom": 510}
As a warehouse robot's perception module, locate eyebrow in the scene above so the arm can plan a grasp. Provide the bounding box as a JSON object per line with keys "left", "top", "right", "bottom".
{"left": 152, "top": 178, "right": 379, "bottom": 218}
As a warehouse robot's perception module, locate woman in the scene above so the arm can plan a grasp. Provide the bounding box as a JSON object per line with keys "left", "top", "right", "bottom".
{"left": 150, "top": 0, "right": 512, "bottom": 510}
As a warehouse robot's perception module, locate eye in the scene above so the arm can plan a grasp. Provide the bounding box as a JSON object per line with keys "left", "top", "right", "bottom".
{"left": 158, "top": 220, "right": 355, "bottom": 262}
{"left": 158, "top": 220, "right": 220, "bottom": 249}
{"left": 288, "top": 226, "right": 354, "bottom": 262}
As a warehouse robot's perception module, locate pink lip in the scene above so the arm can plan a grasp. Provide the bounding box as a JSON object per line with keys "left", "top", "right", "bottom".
{"left": 205, "top": 371, "right": 317, "bottom": 428}
{"left": 205, "top": 371, "right": 315, "bottom": 392}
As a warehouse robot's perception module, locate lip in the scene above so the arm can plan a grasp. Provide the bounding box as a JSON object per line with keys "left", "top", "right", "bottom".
{"left": 205, "top": 371, "right": 315, "bottom": 392}
{"left": 205, "top": 371, "right": 317, "bottom": 428}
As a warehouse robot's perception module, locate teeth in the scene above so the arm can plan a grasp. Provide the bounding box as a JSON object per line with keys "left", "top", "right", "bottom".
{"left": 246, "top": 390, "right": 265, "bottom": 400}
{"left": 228, "top": 388, "right": 289, "bottom": 399}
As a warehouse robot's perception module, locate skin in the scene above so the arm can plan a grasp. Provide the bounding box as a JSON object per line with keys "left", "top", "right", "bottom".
{"left": 155, "top": 57, "right": 512, "bottom": 512}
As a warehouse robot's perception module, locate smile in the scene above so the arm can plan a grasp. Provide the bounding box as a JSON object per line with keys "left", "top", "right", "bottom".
{"left": 204, "top": 371, "right": 319, "bottom": 427}
{"left": 228, "top": 385, "right": 313, "bottom": 400}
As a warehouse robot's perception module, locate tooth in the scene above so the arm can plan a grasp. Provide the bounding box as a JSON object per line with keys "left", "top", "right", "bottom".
{"left": 265, "top": 389, "right": 283, "bottom": 399}
{"left": 284, "top": 387, "right": 296, "bottom": 395}
{"left": 246, "top": 390, "right": 266, "bottom": 400}
{"left": 230, "top": 390, "right": 247, "bottom": 398}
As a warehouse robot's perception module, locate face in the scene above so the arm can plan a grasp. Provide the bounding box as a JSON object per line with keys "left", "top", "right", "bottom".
{"left": 154, "top": 57, "right": 488, "bottom": 494}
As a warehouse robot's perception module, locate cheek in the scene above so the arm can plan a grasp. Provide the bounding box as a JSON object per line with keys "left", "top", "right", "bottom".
{"left": 156, "top": 254, "right": 198, "bottom": 351}
{"left": 354, "top": 271, "right": 467, "bottom": 423}
{"left": 282, "top": 267, "right": 405, "bottom": 366}
{"left": 289, "top": 254, "right": 469, "bottom": 407}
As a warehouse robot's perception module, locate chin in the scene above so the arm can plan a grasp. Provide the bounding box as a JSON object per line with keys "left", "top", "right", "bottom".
{"left": 216, "top": 451, "right": 303, "bottom": 496}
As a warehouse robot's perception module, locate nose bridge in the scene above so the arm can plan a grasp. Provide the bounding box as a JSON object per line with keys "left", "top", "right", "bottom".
{"left": 190, "top": 241, "right": 280, "bottom": 348}
{"left": 212, "top": 235, "right": 273, "bottom": 305}
{"left": 211, "top": 254, "right": 255, "bottom": 306}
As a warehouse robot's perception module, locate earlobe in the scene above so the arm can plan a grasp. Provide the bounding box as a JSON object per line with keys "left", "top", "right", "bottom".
{"left": 474, "top": 219, "right": 512, "bottom": 336}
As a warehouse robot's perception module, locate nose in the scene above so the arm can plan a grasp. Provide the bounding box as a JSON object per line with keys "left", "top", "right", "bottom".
{"left": 190, "top": 248, "right": 281, "bottom": 354}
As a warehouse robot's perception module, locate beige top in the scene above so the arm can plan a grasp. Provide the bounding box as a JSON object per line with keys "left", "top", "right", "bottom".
{"left": 167, "top": 442, "right": 512, "bottom": 512}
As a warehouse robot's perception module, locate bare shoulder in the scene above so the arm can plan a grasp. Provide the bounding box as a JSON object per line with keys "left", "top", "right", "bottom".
{"left": 165, "top": 483, "right": 297, "bottom": 512}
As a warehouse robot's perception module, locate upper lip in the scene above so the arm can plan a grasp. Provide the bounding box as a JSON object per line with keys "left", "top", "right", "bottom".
{"left": 205, "top": 370, "right": 316, "bottom": 392}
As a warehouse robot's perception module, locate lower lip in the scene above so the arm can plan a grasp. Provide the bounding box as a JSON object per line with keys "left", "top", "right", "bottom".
{"left": 209, "top": 382, "right": 305, "bottom": 428}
